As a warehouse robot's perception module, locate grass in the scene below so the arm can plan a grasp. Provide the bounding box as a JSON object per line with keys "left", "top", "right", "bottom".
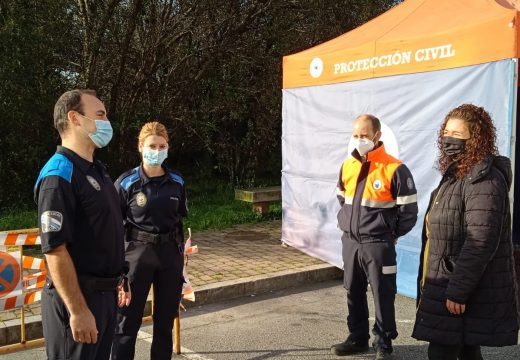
{"left": 184, "top": 179, "right": 281, "bottom": 230}
{"left": 1, "top": 182, "right": 281, "bottom": 258}
{"left": 0, "top": 182, "right": 281, "bottom": 232}
{"left": 184, "top": 188, "right": 281, "bottom": 231}
{"left": 0, "top": 210, "right": 38, "bottom": 231}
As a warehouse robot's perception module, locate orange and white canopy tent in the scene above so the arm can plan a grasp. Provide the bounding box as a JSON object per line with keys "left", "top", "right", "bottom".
{"left": 281, "top": 0, "right": 519, "bottom": 298}
{"left": 283, "top": 0, "right": 520, "bottom": 89}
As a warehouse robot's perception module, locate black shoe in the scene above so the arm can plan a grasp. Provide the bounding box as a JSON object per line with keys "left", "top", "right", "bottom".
{"left": 330, "top": 338, "right": 369, "bottom": 356}
{"left": 375, "top": 350, "right": 393, "bottom": 360}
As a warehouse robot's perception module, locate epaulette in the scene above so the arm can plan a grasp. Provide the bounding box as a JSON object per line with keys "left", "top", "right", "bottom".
{"left": 35, "top": 153, "right": 73, "bottom": 190}
{"left": 168, "top": 170, "right": 184, "bottom": 186}
{"left": 119, "top": 167, "right": 141, "bottom": 190}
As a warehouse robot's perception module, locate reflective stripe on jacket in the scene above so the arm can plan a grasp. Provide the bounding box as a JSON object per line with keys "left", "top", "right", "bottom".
{"left": 336, "top": 143, "right": 418, "bottom": 242}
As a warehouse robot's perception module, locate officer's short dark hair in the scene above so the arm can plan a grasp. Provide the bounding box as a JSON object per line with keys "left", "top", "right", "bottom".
{"left": 357, "top": 114, "right": 381, "bottom": 133}
{"left": 54, "top": 89, "right": 97, "bottom": 134}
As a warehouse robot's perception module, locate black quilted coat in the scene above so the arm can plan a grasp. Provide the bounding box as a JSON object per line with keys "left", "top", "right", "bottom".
{"left": 412, "top": 156, "right": 519, "bottom": 346}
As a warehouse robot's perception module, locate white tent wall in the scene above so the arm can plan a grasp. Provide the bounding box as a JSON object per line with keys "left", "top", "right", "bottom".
{"left": 281, "top": 59, "right": 517, "bottom": 298}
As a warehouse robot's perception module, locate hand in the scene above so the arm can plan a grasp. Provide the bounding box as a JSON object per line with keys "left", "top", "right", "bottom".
{"left": 446, "top": 299, "right": 466, "bottom": 315}
{"left": 70, "top": 309, "right": 98, "bottom": 344}
{"left": 118, "top": 280, "right": 131, "bottom": 307}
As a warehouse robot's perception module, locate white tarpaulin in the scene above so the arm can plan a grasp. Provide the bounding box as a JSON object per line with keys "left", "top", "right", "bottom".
{"left": 281, "top": 59, "right": 517, "bottom": 298}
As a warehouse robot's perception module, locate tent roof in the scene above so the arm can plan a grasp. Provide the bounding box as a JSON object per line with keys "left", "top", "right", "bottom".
{"left": 283, "top": 0, "right": 519, "bottom": 89}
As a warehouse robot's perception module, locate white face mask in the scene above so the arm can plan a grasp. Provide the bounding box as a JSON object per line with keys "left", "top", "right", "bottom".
{"left": 352, "top": 135, "right": 376, "bottom": 156}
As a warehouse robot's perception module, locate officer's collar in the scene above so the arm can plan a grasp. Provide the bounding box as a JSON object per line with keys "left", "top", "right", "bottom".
{"left": 57, "top": 145, "right": 95, "bottom": 174}
{"left": 351, "top": 142, "right": 385, "bottom": 163}
{"left": 138, "top": 163, "right": 168, "bottom": 185}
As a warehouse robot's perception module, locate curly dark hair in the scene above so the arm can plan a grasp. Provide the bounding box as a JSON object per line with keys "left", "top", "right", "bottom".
{"left": 437, "top": 104, "right": 498, "bottom": 178}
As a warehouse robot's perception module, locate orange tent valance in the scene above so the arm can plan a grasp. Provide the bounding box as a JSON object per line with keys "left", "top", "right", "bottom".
{"left": 283, "top": 0, "right": 520, "bottom": 89}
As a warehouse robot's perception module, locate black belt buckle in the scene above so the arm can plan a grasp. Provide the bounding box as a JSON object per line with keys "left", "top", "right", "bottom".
{"left": 143, "top": 231, "right": 159, "bottom": 244}
{"left": 146, "top": 233, "right": 160, "bottom": 245}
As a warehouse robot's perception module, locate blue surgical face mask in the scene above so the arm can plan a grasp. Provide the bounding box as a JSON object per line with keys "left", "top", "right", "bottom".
{"left": 79, "top": 115, "right": 113, "bottom": 148}
{"left": 142, "top": 148, "right": 168, "bottom": 166}
{"left": 89, "top": 120, "right": 113, "bottom": 148}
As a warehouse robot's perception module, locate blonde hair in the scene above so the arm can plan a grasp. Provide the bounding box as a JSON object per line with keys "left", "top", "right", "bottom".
{"left": 138, "top": 121, "right": 169, "bottom": 147}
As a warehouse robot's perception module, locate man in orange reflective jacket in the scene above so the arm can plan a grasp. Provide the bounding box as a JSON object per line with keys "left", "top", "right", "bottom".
{"left": 331, "top": 114, "right": 418, "bottom": 360}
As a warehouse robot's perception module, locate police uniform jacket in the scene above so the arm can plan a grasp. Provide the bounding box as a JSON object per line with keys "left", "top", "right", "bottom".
{"left": 34, "top": 146, "right": 125, "bottom": 278}
{"left": 337, "top": 143, "right": 418, "bottom": 242}
{"left": 412, "top": 156, "right": 519, "bottom": 346}
{"left": 115, "top": 164, "right": 187, "bottom": 242}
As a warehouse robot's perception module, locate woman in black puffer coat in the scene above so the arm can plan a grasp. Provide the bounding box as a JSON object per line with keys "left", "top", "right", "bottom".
{"left": 412, "top": 104, "right": 519, "bottom": 360}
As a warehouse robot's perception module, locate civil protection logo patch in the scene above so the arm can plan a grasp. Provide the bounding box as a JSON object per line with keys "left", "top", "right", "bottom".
{"left": 41, "top": 211, "right": 63, "bottom": 233}
{"left": 136, "top": 192, "right": 147, "bottom": 207}
{"left": 407, "top": 177, "right": 415, "bottom": 190}
{"left": 86, "top": 175, "right": 101, "bottom": 191}
{"left": 373, "top": 179, "right": 382, "bottom": 190}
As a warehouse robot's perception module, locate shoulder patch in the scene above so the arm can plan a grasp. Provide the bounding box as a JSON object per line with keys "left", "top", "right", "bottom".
{"left": 35, "top": 153, "right": 73, "bottom": 190}
{"left": 120, "top": 167, "right": 141, "bottom": 191}
{"left": 41, "top": 211, "right": 63, "bottom": 233}
{"left": 168, "top": 171, "right": 184, "bottom": 186}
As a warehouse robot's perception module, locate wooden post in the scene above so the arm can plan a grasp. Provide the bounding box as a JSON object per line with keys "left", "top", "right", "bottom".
{"left": 173, "top": 312, "right": 181, "bottom": 354}
{"left": 19, "top": 246, "right": 26, "bottom": 344}
{"left": 151, "top": 284, "right": 154, "bottom": 316}
{"left": 0, "top": 339, "right": 45, "bottom": 354}
{"left": 252, "top": 202, "right": 270, "bottom": 214}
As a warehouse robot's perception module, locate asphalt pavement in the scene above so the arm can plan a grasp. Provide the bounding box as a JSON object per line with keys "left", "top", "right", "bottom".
{"left": 10, "top": 280, "right": 516, "bottom": 359}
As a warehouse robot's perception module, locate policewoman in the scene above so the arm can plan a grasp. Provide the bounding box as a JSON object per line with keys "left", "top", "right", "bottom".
{"left": 111, "top": 121, "right": 187, "bottom": 360}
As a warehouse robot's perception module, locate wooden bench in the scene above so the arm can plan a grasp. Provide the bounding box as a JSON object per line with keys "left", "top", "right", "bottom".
{"left": 234, "top": 186, "right": 281, "bottom": 214}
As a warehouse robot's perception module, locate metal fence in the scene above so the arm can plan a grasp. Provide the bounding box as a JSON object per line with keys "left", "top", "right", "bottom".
{"left": 0, "top": 228, "right": 191, "bottom": 355}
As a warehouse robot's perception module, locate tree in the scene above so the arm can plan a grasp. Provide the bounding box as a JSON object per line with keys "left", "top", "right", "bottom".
{"left": 0, "top": 0, "right": 401, "bottom": 210}
{"left": 0, "top": 0, "right": 76, "bottom": 209}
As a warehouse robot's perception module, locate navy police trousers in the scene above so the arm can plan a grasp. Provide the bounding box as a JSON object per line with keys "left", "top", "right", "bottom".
{"left": 111, "top": 240, "right": 184, "bottom": 360}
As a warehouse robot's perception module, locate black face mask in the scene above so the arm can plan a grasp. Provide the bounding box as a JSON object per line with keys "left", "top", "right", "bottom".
{"left": 442, "top": 136, "right": 466, "bottom": 156}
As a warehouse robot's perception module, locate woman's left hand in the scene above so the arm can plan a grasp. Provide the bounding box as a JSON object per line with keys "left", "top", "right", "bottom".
{"left": 446, "top": 299, "right": 465, "bottom": 315}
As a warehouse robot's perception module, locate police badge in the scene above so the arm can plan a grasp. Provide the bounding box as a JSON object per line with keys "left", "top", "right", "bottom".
{"left": 86, "top": 175, "right": 101, "bottom": 191}
{"left": 136, "top": 192, "right": 147, "bottom": 207}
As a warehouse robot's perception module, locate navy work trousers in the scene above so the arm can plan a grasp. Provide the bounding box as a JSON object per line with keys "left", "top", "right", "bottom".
{"left": 341, "top": 233, "right": 398, "bottom": 352}
{"left": 111, "top": 240, "right": 184, "bottom": 360}
{"left": 42, "top": 286, "right": 117, "bottom": 360}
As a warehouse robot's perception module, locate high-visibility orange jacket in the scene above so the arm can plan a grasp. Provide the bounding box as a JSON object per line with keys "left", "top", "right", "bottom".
{"left": 337, "top": 143, "right": 418, "bottom": 242}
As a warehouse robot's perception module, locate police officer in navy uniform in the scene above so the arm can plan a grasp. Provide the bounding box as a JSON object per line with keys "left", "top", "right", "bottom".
{"left": 111, "top": 121, "right": 187, "bottom": 360}
{"left": 331, "top": 115, "right": 418, "bottom": 360}
{"left": 35, "top": 89, "right": 131, "bottom": 360}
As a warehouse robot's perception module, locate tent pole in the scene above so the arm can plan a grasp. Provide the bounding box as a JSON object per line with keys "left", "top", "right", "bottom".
{"left": 510, "top": 58, "right": 518, "bottom": 220}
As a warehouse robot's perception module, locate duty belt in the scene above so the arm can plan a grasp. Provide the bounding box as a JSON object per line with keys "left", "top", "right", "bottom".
{"left": 127, "top": 228, "right": 177, "bottom": 245}
{"left": 78, "top": 275, "right": 121, "bottom": 293}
